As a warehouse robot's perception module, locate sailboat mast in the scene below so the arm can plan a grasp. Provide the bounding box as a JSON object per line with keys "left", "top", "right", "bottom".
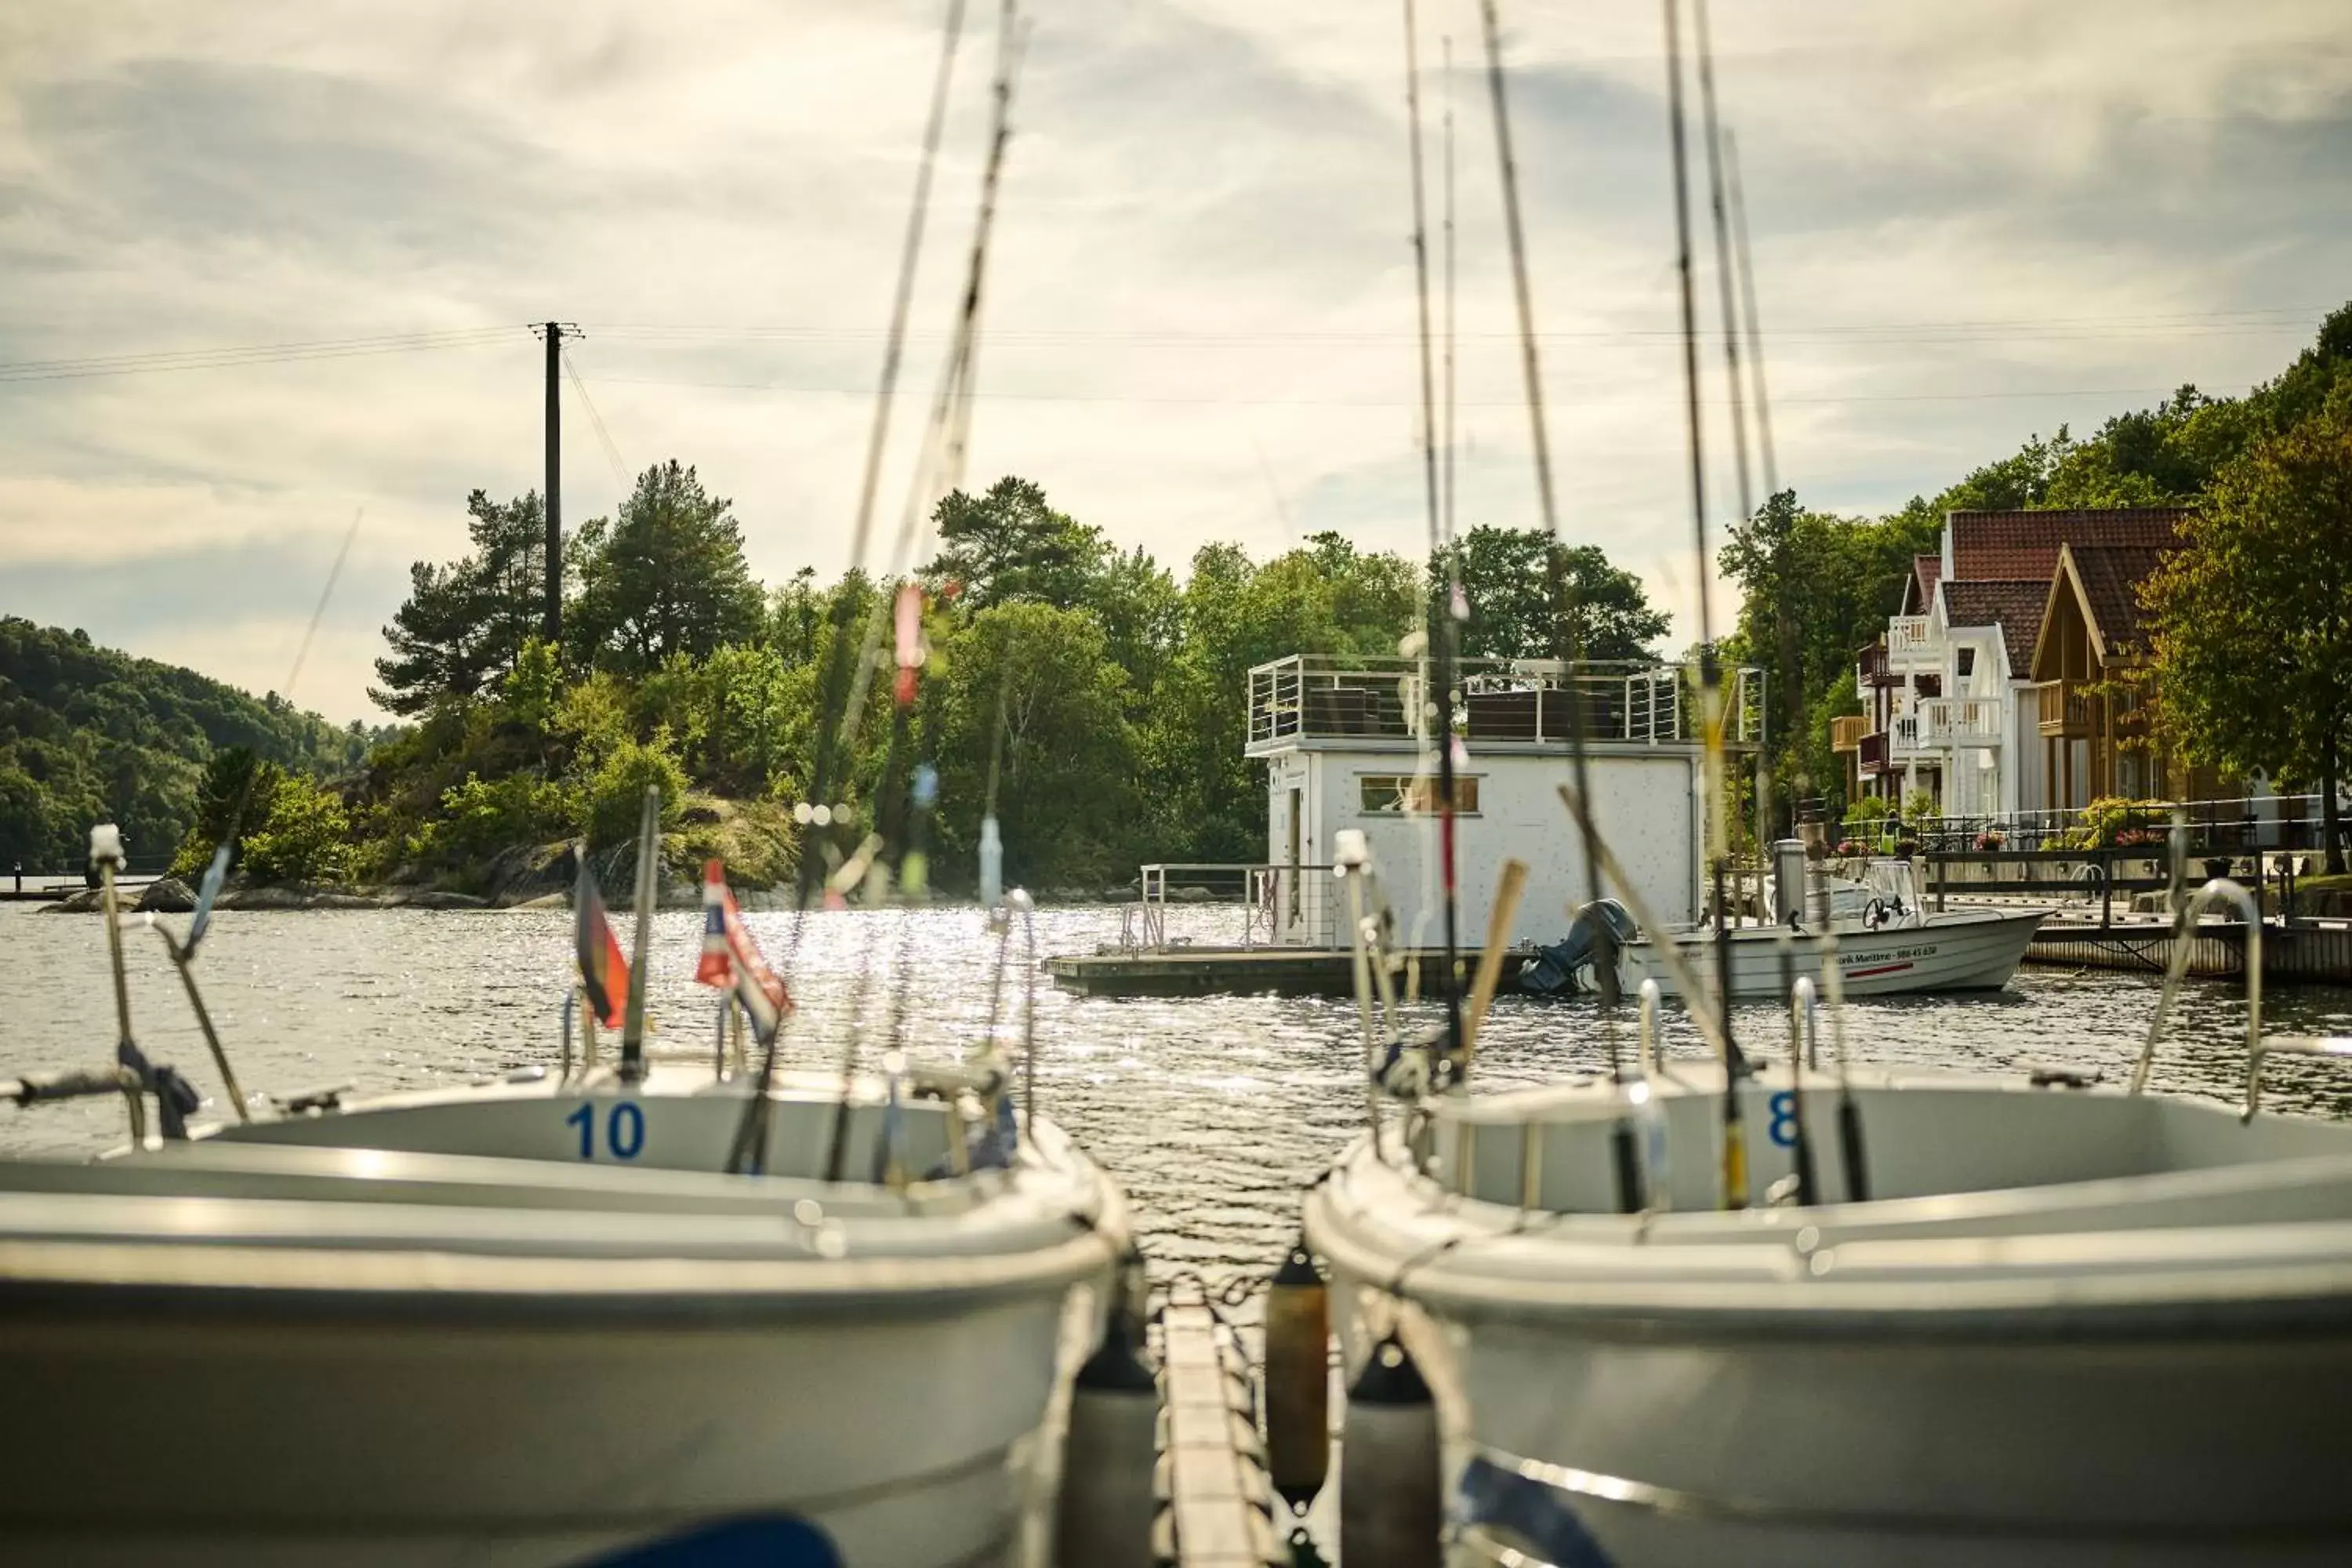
{"left": 1401, "top": 0, "right": 1466, "bottom": 1058}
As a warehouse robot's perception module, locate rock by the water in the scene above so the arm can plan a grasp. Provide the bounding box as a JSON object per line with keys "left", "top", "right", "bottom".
{"left": 222, "top": 886, "right": 310, "bottom": 910}
{"left": 308, "top": 891, "right": 384, "bottom": 910}
{"left": 508, "top": 891, "right": 568, "bottom": 910}
{"left": 39, "top": 887, "right": 103, "bottom": 913}
{"left": 399, "top": 890, "right": 490, "bottom": 910}
{"left": 134, "top": 877, "right": 198, "bottom": 913}
{"left": 485, "top": 841, "right": 574, "bottom": 907}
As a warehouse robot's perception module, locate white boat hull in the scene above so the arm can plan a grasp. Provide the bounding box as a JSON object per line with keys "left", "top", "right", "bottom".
{"left": 0, "top": 1071, "right": 1128, "bottom": 1567}
{"left": 1629, "top": 906, "right": 2046, "bottom": 999}
{"left": 1307, "top": 1070, "right": 2352, "bottom": 1566}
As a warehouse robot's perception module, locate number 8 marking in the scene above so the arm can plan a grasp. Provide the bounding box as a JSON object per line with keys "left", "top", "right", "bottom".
{"left": 1766, "top": 1091, "right": 1798, "bottom": 1149}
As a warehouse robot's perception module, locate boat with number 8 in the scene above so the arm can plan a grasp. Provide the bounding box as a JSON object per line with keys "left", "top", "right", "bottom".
{"left": 1306, "top": 879, "right": 2352, "bottom": 1566}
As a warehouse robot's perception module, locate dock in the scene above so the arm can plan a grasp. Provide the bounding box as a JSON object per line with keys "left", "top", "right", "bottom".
{"left": 1153, "top": 1279, "right": 1286, "bottom": 1566}
{"left": 1050, "top": 945, "right": 1526, "bottom": 998}
{"left": 2024, "top": 913, "right": 2352, "bottom": 982}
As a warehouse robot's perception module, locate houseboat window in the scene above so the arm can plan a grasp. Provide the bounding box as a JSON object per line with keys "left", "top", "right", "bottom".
{"left": 1358, "top": 774, "right": 1480, "bottom": 815}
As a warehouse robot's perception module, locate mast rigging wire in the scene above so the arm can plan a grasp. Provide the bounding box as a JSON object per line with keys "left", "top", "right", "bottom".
{"left": 1475, "top": 0, "right": 1621, "bottom": 1024}
{"left": 1401, "top": 0, "right": 1468, "bottom": 1065}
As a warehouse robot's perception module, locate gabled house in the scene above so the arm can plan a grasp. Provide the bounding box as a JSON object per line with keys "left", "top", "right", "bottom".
{"left": 1837, "top": 506, "right": 2192, "bottom": 818}
{"left": 2030, "top": 539, "right": 2227, "bottom": 808}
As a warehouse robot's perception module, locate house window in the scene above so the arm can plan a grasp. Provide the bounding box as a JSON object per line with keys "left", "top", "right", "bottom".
{"left": 1358, "top": 774, "right": 1481, "bottom": 815}
{"left": 1956, "top": 648, "right": 1975, "bottom": 678}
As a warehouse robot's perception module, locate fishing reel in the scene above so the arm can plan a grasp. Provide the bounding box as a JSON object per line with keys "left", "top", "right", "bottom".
{"left": 1376, "top": 1023, "right": 1465, "bottom": 1102}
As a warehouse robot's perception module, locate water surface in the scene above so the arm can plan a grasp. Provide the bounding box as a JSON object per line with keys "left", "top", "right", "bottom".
{"left": 5, "top": 900, "right": 2349, "bottom": 1302}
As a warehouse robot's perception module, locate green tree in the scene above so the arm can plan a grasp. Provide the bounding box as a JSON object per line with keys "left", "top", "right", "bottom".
{"left": 931, "top": 602, "right": 1139, "bottom": 887}
{"left": 2144, "top": 383, "right": 2352, "bottom": 872}
{"left": 169, "top": 747, "right": 279, "bottom": 877}
{"left": 571, "top": 461, "right": 764, "bottom": 673}
{"left": 372, "top": 490, "right": 550, "bottom": 714}
{"left": 240, "top": 772, "right": 352, "bottom": 884}
{"left": 924, "top": 477, "right": 1109, "bottom": 608}
{"left": 1440, "top": 525, "right": 1670, "bottom": 662}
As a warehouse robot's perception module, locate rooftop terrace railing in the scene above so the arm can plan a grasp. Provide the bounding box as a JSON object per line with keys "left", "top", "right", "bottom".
{"left": 1246, "top": 654, "right": 1766, "bottom": 752}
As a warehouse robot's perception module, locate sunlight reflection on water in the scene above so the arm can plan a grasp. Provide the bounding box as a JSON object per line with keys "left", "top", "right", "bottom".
{"left": 5, "top": 901, "right": 2348, "bottom": 1303}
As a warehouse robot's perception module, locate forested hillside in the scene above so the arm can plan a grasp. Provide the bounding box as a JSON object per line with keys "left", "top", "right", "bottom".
{"left": 0, "top": 617, "right": 370, "bottom": 872}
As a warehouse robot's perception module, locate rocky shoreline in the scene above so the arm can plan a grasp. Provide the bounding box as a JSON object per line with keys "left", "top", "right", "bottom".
{"left": 41, "top": 876, "right": 1156, "bottom": 915}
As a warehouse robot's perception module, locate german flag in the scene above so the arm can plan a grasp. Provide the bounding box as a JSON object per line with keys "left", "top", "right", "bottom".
{"left": 574, "top": 848, "right": 630, "bottom": 1029}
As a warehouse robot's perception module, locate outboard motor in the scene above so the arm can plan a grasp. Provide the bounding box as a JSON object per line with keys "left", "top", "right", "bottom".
{"left": 1518, "top": 898, "right": 1637, "bottom": 996}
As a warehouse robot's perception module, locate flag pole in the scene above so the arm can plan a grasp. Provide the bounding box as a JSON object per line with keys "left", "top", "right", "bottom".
{"left": 621, "top": 786, "right": 660, "bottom": 1079}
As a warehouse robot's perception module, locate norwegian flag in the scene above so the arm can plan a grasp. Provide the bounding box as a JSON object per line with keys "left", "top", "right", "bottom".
{"left": 695, "top": 858, "right": 792, "bottom": 1040}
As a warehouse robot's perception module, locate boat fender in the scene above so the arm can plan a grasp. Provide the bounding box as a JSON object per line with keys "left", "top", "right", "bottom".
{"left": 1054, "top": 1305, "right": 1159, "bottom": 1568}
{"left": 1263, "top": 1236, "right": 1330, "bottom": 1512}
{"left": 1339, "top": 1334, "right": 1441, "bottom": 1568}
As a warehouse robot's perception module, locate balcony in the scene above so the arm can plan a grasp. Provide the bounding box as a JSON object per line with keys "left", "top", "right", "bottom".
{"left": 1889, "top": 713, "right": 1929, "bottom": 760}
{"left": 1885, "top": 615, "right": 1936, "bottom": 670}
{"left": 1857, "top": 640, "right": 1901, "bottom": 690}
{"left": 1858, "top": 730, "right": 1890, "bottom": 776}
{"left": 1831, "top": 714, "right": 1868, "bottom": 753}
{"left": 2038, "top": 681, "right": 2092, "bottom": 738}
{"left": 1922, "top": 696, "right": 2004, "bottom": 746}
{"left": 1244, "top": 654, "right": 1768, "bottom": 755}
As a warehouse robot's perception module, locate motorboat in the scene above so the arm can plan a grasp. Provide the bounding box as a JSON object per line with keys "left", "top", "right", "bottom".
{"left": 1523, "top": 857, "right": 2048, "bottom": 1000}
{"left": 0, "top": 1058, "right": 1131, "bottom": 1568}
{"left": 1309, "top": 879, "right": 2352, "bottom": 1566}
{"left": 0, "top": 821, "right": 1131, "bottom": 1568}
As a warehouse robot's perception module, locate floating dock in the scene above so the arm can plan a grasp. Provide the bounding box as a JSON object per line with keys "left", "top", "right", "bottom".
{"left": 1154, "top": 1279, "right": 1287, "bottom": 1566}
{"left": 2024, "top": 914, "right": 2352, "bottom": 983}
{"left": 1050, "top": 946, "right": 1526, "bottom": 998}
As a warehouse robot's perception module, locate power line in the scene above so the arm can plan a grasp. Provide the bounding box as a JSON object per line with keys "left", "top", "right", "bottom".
{"left": 568, "top": 367, "right": 2246, "bottom": 408}
{"left": 0, "top": 326, "right": 527, "bottom": 384}
{"left": 561, "top": 348, "right": 633, "bottom": 489}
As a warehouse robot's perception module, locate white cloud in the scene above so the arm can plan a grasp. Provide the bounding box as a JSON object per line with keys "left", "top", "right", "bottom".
{"left": 1, "top": 0, "right": 2346, "bottom": 717}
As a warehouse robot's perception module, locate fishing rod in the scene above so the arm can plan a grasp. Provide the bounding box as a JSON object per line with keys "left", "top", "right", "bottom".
{"left": 791, "top": 0, "right": 971, "bottom": 924}
{"left": 1661, "top": 0, "right": 1749, "bottom": 1213}
{"left": 802, "top": 0, "right": 1027, "bottom": 1185}
{"left": 1400, "top": 0, "right": 1468, "bottom": 1076}
{"left": 727, "top": 0, "right": 974, "bottom": 1177}
{"left": 1476, "top": 0, "right": 1639, "bottom": 1210}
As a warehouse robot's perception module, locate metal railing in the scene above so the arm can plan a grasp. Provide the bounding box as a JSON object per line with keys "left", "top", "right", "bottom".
{"left": 1903, "top": 796, "right": 2336, "bottom": 855}
{"left": 1121, "top": 862, "right": 1339, "bottom": 952}
{"left": 1246, "top": 654, "right": 1766, "bottom": 751}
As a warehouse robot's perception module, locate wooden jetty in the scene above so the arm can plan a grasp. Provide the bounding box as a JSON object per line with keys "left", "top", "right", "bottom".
{"left": 1050, "top": 945, "right": 1524, "bottom": 999}
{"left": 1154, "top": 1279, "right": 1286, "bottom": 1566}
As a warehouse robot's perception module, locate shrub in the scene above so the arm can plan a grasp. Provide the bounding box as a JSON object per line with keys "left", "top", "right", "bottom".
{"left": 415, "top": 772, "right": 578, "bottom": 869}
{"left": 240, "top": 774, "right": 351, "bottom": 884}
{"left": 581, "top": 731, "right": 688, "bottom": 849}
{"left": 1973, "top": 829, "right": 2007, "bottom": 851}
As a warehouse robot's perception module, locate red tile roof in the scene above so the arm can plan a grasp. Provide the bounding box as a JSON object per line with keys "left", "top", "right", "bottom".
{"left": 1947, "top": 507, "right": 2189, "bottom": 581}
{"left": 1939, "top": 579, "right": 2049, "bottom": 676}
{"left": 1907, "top": 554, "right": 1941, "bottom": 614}
{"left": 2065, "top": 544, "right": 2172, "bottom": 656}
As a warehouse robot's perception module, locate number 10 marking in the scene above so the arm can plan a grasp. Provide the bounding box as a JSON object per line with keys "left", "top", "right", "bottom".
{"left": 564, "top": 1101, "right": 648, "bottom": 1160}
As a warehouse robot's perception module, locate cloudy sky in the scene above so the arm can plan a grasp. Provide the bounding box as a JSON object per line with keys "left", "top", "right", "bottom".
{"left": 2, "top": 1, "right": 2346, "bottom": 722}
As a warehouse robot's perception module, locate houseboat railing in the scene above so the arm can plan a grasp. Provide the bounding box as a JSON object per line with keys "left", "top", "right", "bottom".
{"left": 1124, "top": 862, "right": 1339, "bottom": 953}
{"left": 1244, "top": 655, "right": 1766, "bottom": 752}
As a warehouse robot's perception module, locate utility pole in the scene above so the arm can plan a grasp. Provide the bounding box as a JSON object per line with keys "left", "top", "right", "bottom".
{"left": 535, "top": 321, "right": 579, "bottom": 645}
